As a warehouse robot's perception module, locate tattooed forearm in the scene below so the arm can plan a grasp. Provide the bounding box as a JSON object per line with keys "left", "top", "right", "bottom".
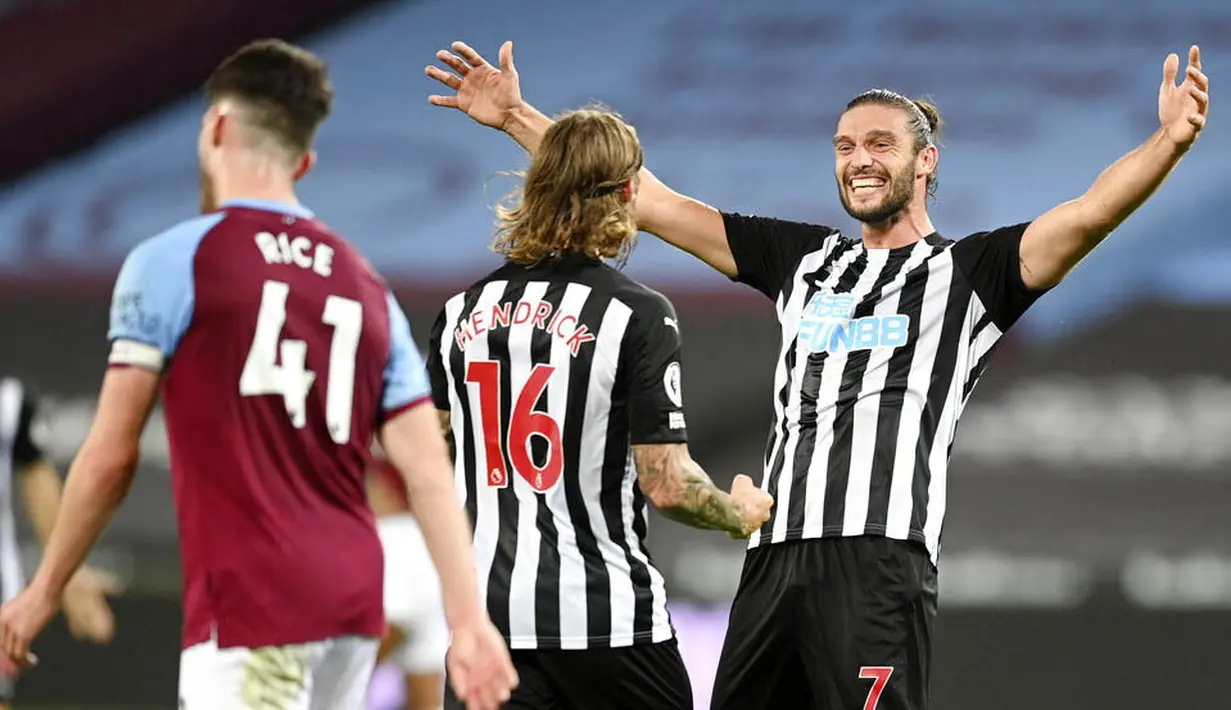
{"left": 634, "top": 444, "right": 745, "bottom": 534}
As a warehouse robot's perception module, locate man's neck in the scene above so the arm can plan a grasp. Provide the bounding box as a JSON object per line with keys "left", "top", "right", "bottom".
{"left": 859, "top": 203, "right": 935, "bottom": 250}
{"left": 215, "top": 184, "right": 300, "bottom": 209}
{"left": 214, "top": 158, "right": 300, "bottom": 209}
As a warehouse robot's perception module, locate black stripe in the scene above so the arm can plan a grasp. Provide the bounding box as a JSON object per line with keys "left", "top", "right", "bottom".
{"left": 530, "top": 282, "right": 570, "bottom": 648}
{"left": 970, "top": 309, "right": 994, "bottom": 345}
{"left": 909, "top": 258, "right": 972, "bottom": 537}
{"left": 787, "top": 250, "right": 869, "bottom": 539}
{"left": 559, "top": 289, "right": 615, "bottom": 643}
{"left": 757, "top": 243, "right": 849, "bottom": 546}
{"left": 802, "top": 248, "right": 881, "bottom": 531}
{"left": 863, "top": 246, "right": 946, "bottom": 533}
{"left": 483, "top": 282, "right": 524, "bottom": 641}
{"left": 814, "top": 248, "right": 913, "bottom": 534}
{"left": 599, "top": 335, "right": 656, "bottom": 644}
{"left": 962, "top": 347, "right": 998, "bottom": 402}
{"left": 779, "top": 235, "right": 841, "bottom": 308}
{"left": 756, "top": 341, "right": 797, "bottom": 546}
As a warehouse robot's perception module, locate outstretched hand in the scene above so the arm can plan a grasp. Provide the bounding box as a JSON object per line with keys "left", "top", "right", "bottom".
{"left": 426, "top": 41, "right": 524, "bottom": 132}
{"left": 1159, "top": 45, "right": 1209, "bottom": 148}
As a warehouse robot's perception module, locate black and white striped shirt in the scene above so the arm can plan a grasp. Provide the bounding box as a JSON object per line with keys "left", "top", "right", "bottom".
{"left": 427, "top": 253, "right": 686, "bottom": 650}
{"left": 0, "top": 377, "right": 47, "bottom": 602}
{"left": 724, "top": 214, "right": 1046, "bottom": 562}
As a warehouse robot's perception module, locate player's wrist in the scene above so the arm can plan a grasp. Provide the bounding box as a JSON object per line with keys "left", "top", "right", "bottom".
{"left": 26, "top": 573, "right": 63, "bottom": 608}
{"left": 446, "top": 607, "right": 490, "bottom": 634}
{"left": 504, "top": 103, "right": 550, "bottom": 150}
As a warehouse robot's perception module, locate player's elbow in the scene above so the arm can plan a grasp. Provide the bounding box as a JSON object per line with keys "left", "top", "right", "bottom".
{"left": 633, "top": 443, "right": 687, "bottom": 511}
{"left": 75, "top": 438, "right": 140, "bottom": 497}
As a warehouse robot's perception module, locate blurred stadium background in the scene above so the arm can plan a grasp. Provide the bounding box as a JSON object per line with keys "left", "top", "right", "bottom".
{"left": 3, "top": 0, "right": 1230, "bottom": 707}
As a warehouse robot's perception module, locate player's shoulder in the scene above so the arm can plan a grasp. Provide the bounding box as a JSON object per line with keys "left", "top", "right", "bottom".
{"left": 604, "top": 271, "right": 679, "bottom": 336}
{"left": 125, "top": 213, "right": 227, "bottom": 268}
{"left": 723, "top": 211, "right": 840, "bottom": 241}
{"left": 946, "top": 222, "right": 1032, "bottom": 261}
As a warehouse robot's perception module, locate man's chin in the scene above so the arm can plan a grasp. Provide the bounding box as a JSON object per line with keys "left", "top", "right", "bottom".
{"left": 841, "top": 201, "right": 900, "bottom": 225}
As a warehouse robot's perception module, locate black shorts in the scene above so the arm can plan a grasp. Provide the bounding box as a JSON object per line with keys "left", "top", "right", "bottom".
{"left": 711, "top": 535, "right": 938, "bottom": 710}
{"left": 443, "top": 639, "right": 691, "bottom": 710}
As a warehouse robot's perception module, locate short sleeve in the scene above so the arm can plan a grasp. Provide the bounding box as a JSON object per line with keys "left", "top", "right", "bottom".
{"left": 723, "top": 212, "right": 836, "bottom": 300}
{"left": 624, "top": 294, "right": 688, "bottom": 445}
{"left": 382, "top": 292, "right": 432, "bottom": 418}
{"left": 107, "top": 213, "right": 223, "bottom": 372}
{"left": 12, "top": 386, "right": 48, "bottom": 468}
{"left": 950, "top": 222, "right": 1049, "bottom": 331}
{"left": 426, "top": 307, "right": 451, "bottom": 411}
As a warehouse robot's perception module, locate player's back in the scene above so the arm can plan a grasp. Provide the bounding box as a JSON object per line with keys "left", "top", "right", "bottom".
{"left": 428, "top": 253, "right": 687, "bottom": 649}
{"left": 114, "top": 198, "right": 401, "bottom": 649}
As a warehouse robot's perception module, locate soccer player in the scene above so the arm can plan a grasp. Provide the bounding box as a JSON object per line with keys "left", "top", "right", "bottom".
{"left": 425, "top": 108, "right": 773, "bottom": 710}
{"left": 426, "top": 41, "right": 1209, "bottom": 709}
{"left": 367, "top": 456, "right": 448, "bottom": 710}
{"left": 0, "top": 377, "right": 120, "bottom": 709}
{"left": 0, "top": 40, "right": 516, "bottom": 710}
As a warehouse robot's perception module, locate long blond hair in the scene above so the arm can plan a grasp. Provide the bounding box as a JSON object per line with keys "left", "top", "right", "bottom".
{"left": 494, "top": 108, "right": 644, "bottom": 266}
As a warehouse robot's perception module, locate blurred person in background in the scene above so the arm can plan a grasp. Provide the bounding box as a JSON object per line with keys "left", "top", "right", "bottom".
{"left": 0, "top": 39, "right": 516, "bottom": 710}
{"left": 0, "top": 376, "right": 121, "bottom": 709}
{"left": 367, "top": 454, "right": 448, "bottom": 710}
{"left": 427, "top": 40, "right": 1209, "bottom": 710}
{"left": 424, "top": 107, "right": 773, "bottom": 710}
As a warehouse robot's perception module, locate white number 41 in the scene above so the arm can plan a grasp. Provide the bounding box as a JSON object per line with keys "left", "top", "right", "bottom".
{"left": 239, "top": 280, "right": 362, "bottom": 444}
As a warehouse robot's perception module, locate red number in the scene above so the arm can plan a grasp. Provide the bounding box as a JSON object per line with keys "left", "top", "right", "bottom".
{"left": 859, "top": 667, "right": 894, "bottom": 710}
{"left": 464, "top": 360, "right": 564, "bottom": 492}
{"left": 464, "top": 361, "right": 506, "bottom": 487}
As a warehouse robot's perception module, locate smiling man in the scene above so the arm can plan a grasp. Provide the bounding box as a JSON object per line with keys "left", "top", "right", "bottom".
{"left": 426, "top": 40, "right": 1210, "bottom": 710}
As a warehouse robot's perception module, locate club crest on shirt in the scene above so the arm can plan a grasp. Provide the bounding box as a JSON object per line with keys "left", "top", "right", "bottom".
{"left": 663, "top": 362, "right": 683, "bottom": 408}
{"left": 798, "top": 292, "right": 911, "bottom": 354}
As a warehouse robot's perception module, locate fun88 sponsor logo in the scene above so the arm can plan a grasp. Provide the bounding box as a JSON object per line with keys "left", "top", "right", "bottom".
{"left": 799, "top": 293, "right": 910, "bottom": 354}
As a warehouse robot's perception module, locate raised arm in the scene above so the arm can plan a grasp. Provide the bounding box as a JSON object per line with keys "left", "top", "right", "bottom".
{"left": 427, "top": 41, "right": 737, "bottom": 277}
{"left": 1018, "top": 46, "right": 1209, "bottom": 290}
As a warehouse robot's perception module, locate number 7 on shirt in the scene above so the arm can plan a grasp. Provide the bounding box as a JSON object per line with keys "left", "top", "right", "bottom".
{"left": 859, "top": 666, "right": 894, "bottom": 710}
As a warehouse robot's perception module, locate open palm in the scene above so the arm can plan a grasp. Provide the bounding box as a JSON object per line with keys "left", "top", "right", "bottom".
{"left": 1159, "top": 45, "right": 1210, "bottom": 148}
{"left": 426, "top": 41, "right": 524, "bottom": 131}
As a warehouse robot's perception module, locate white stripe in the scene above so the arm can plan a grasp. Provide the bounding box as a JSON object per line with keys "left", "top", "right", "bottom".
{"left": 505, "top": 282, "right": 548, "bottom": 644}
{"left": 455, "top": 281, "right": 509, "bottom": 630}
{"left": 439, "top": 293, "right": 468, "bottom": 505}
{"left": 108, "top": 339, "right": 165, "bottom": 372}
{"left": 749, "top": 253, "right": 821, "bottom": 552}
{"left": 766, "top": 244, "right": 863, "bottom": 544}
{"left": 619, "top": 446, "right": 672, "bottom": 643}
{"left": 969, "top": 298, "right": 1005, "bottom": 367}
{"left": 577, "top": 300, "right": 636, "bottom": 642}
{"left": 922, "top": 295, "right": 980, "bottom": 560}
{"left": 885, "top": 252, "right": 955, "bottom": 539}
{"left": 840, "top": 241, "right": 937, "bottom": 537}
{"left": 0, "top": 379, "right": 25, "bottom": 601}
{"left": 544, "top": 284, "right": 593, "bottom": 648}
{"left": 801, "top": 247, "right": 892, "bottom": 537}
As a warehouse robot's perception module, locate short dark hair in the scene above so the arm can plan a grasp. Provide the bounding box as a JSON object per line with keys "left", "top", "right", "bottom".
{"left": 843, "top": 89, "right": 944, "bottom": 199}
{"left": 205, "top": 39, "right": 333, "bottom": 158}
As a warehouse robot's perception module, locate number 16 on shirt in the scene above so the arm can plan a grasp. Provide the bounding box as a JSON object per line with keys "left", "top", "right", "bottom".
{"left": 464, "top": 360, "right": 563, "bottom": 493}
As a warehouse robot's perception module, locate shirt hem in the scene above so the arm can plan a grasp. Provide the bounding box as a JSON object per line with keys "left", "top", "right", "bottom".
{"left": 504, "top": 623, "right": 675, "bottom": 650}
{"left": 748, "top": 526, "right": 935, "bottom": 561}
